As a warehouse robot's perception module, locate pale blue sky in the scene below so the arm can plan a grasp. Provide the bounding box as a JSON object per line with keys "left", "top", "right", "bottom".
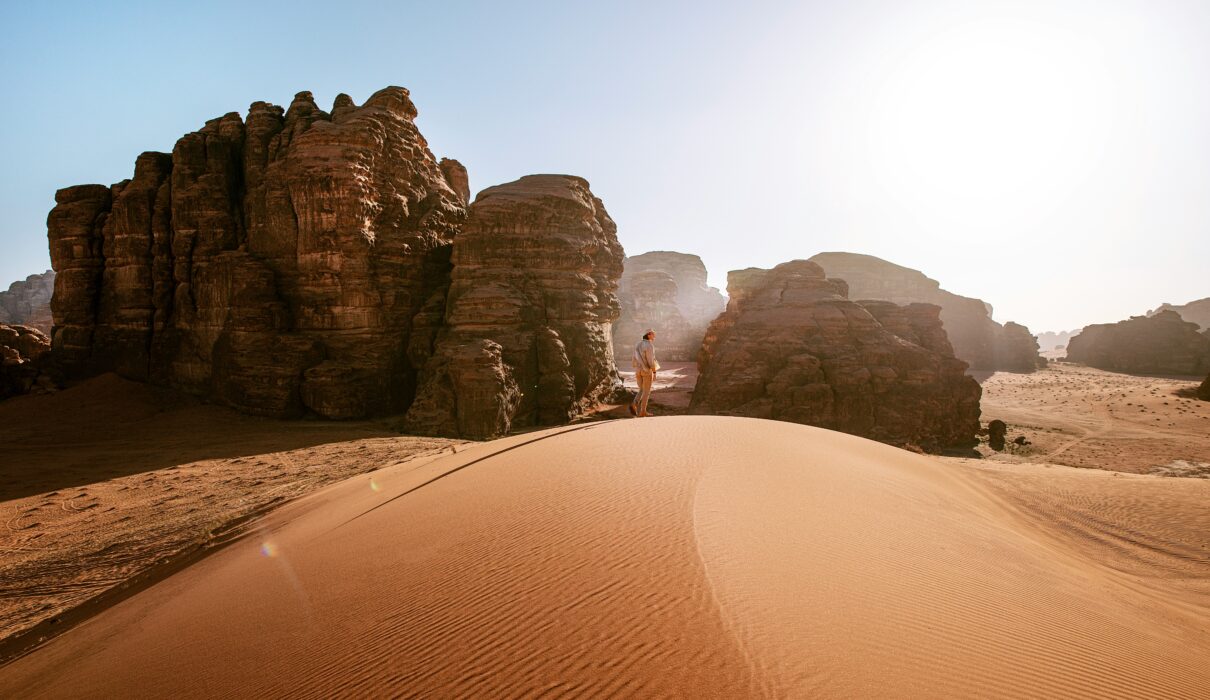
{"left": 2, "top": 0, "right": 1207, "bottom": 331}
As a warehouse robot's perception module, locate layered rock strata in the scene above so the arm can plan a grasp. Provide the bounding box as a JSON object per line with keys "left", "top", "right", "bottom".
{"left": 690, "top": 260, "right": 981, "bottom": 451}
{"left": 404, "top": 175, "right": 625, "bottom": 439}
{"left": 47, "top": 87, "right": 467, "bottom": 418}
{"left": 613, "top": 251, "right": 725, "bottom": 362}
{"left": 0, "top": 270, "right": 55, "bottom": 333}
{"left": 809, "top": 252, "right": 1043, "bottom": 372}
{"left": 1066, "top": 310, "right": 1210, "bottom": 376}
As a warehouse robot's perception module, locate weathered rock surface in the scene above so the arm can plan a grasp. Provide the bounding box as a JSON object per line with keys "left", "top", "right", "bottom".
{"left": 1066, "top": 310, "right": 1210, "bottom": 376}
{"left": 809, "top": 252, "right": 1043, "bottom": 372}
{"left": 1149, "top": 297, "right": 1210, "bottom": 331}
{"left": 1198, "top": 373, "right": 1210, "bottom": 401}
{"left": 988, "top": 419, "right": 1008, "bottom": 451}
{"left": 47, "top": 87, "right": 467, "bottom": 418}
{"left": 1, "top": 324, "right": 53, "bottom": 399}
{"left": 613, "top": 251, "right": 725, "bottom": 361}
{"left": 0, "top": 270, "right": 55, "bottom": 333}
{"left": 690, "top": 260, "right": 981, "bottom": 451}
{"left": 404, "top": 175, "right": 625, "bottom": 438}
{"left": 996, "top": 322, "right": 1046, "bottom": 372}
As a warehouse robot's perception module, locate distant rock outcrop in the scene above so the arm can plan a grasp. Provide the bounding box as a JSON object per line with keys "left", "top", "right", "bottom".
{"left": 403, "top": 175, "right": 625, "bottom": 439}
{"left": 1066, "top": 310, "right": 1210, "bottom": 376}
{"left": 997, "top": 322, "right": 1046, "bottom": 372}
{"left": 613, "top": 251, "right": 725, "bottom": 362}
{"left": 1036, "top": 329, "right": 1078, "bottom": 352}
{"left": 690, "top": 260, "right": 981, "bottom": 451}
{"left": 808, "top": 252, "right": 1043, "bottom": 372}
{"left": 47, "top": 87, "right": 468, "bottom": 418}
{"left": 1, "top": 324, "right": 52, "bottom": 399}
{"left": 0, "top": 270, "right": 55, "bottom": 334}
{"left": 1149, "top": 298, "right": 1210, "bottom": 331}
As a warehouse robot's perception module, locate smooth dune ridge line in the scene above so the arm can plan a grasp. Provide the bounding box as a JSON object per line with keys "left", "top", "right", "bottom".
{"left": 2, "top": 417, "right": 1208, "bottom": 698}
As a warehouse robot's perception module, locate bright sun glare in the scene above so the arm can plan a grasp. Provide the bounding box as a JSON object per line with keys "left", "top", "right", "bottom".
{"left": 865, "top": 18, "right": 1116, "bottom": 224}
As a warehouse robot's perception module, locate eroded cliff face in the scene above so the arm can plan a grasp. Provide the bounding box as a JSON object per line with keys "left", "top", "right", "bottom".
{"left": 1066, "top": 310, "right": 1210, "bottom": 376}
{"left": 403, "top": 175, "right": 625, "bottom": 438}
{"left": 613, "top": 251, "right": 725, "bottom": 362}
{"left": 47, "top": 87, "right": 467, "bottom": 418}
{"left": 0, "top": 271, "right": 55, "bottom": 333}
{"left": 690, "top": 260, "right": 981, "bottom": 452}
{"left": 809, "top": 252, "right": 1043, "bottom": 372}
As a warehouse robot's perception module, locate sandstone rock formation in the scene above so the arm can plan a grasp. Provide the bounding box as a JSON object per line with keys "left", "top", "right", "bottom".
{"left": 809, "top": 252, "right": 1043, "bottom": 372}
{"left": 1, "top": 324, "right": 52, "bottom": 399}
{"left": 1198, "top": 373, "right": 1210, "bottom": 401}
{"left": 996, "top": 322, "right": 1046, "bottom": 372}
{"left": 1036, "top": 329, "right": 1078, "bottom": 352}
{"left": 47, "top": 87, "right": 468, "bottom": 418}
{"left": 1149, "top": 297, "right": 1210, "bottom": 331}
{"left": 690, "top": 260, "right": 981, "bottom": 451}
{"left": 403, "top": 175, "right": 625, "bottom": 439}
{"left": 0, "top": 270, "right": 55, "bottom": 333}
{"left": 613, "top": 251, "right": 725, "bottom": 362}
{"left": 1066, "top": 310, "right": 1210, "bottom": 376}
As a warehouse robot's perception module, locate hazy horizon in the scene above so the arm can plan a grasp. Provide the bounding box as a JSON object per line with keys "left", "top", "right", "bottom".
{"left": 2, "top": 0, "right": 1207, "bottom": 332}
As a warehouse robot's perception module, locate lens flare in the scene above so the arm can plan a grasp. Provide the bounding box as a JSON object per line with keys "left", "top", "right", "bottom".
{"left": 370, "top": 479, "right": 381, "bottom": 493}
{"left": 260, "top": 542, "right": 278, "bottom": 558}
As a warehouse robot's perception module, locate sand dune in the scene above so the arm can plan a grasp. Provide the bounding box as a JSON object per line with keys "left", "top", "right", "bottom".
{"left": 2, "top": 416, "right": 1208, "bottom": 698}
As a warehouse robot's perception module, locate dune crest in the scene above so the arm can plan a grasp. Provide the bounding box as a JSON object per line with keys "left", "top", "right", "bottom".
{"left": 2, "top": 417, "right": 1208, "bottom": 698}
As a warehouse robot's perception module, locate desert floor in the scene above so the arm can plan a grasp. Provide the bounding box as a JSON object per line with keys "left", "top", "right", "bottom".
{"left": 0, "top": 374, "right": 463, "bottom": 658}
{"left": 974, "top": 361, "right": 1210, "bottom": 475}
{"left": 0, "top": 363, "right": 1207, "bottom": 696}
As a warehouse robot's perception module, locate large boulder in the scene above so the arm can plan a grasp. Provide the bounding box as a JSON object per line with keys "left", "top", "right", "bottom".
{"left": 809, "top": 252, "right": 1043, "bottom": 372}
{"left": 1066, "top": 310, "right": 1210, "bottom": 376}
{"left": 0, "top": 270, "right": 55, "bottom": 333}
{"left": 46, "top": 87, "right": 468, "bottom": 418}
{"left": 1198, "top": 373, "right": 1210, "bottom": 401}
{"left": 613, "top": 251, "right": 725, "bottom": 362}
{"left": 689, "top": 260, "right": 981, "bottom": 452}
{"left": 404, "top": 175, "right": 625, "bottom": 438}
{"left": 0, "top": 324, "right": 52, "bottom": 399}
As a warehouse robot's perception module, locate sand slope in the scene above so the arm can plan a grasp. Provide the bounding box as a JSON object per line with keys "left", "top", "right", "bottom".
{"left": 2, "top": 417, "right": 1208, "bottom": 698}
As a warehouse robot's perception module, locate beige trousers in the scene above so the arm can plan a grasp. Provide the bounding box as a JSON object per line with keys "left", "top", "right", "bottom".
{"left": 633, "top": 369, "right": 655, "bottom": 415}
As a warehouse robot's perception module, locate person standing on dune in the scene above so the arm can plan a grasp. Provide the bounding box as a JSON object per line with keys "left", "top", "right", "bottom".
{"left": 630, "top": 329, "right": 660, "bottom": 417}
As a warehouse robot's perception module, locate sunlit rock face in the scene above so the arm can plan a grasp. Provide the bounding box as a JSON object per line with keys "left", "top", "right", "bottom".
{"left": 47, "top": 87, "right": 468, "bottom": 418}
{"left": 613, "top": 251, "right": 725, "bottom": 362}
{"left": 690, "top": 260, "right": 981, "bottom": 452}
{"left": 404, "top": 175, "right": 626, "bottom": 439}
{"left": 1066, "top": 310, "right": 1210, "bottom": 376}
{"left": 809, "top": 252, "right": 1044, "bottom": 373}
{"left": 0, "top": 270, "right": 55, "bottom": 334}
